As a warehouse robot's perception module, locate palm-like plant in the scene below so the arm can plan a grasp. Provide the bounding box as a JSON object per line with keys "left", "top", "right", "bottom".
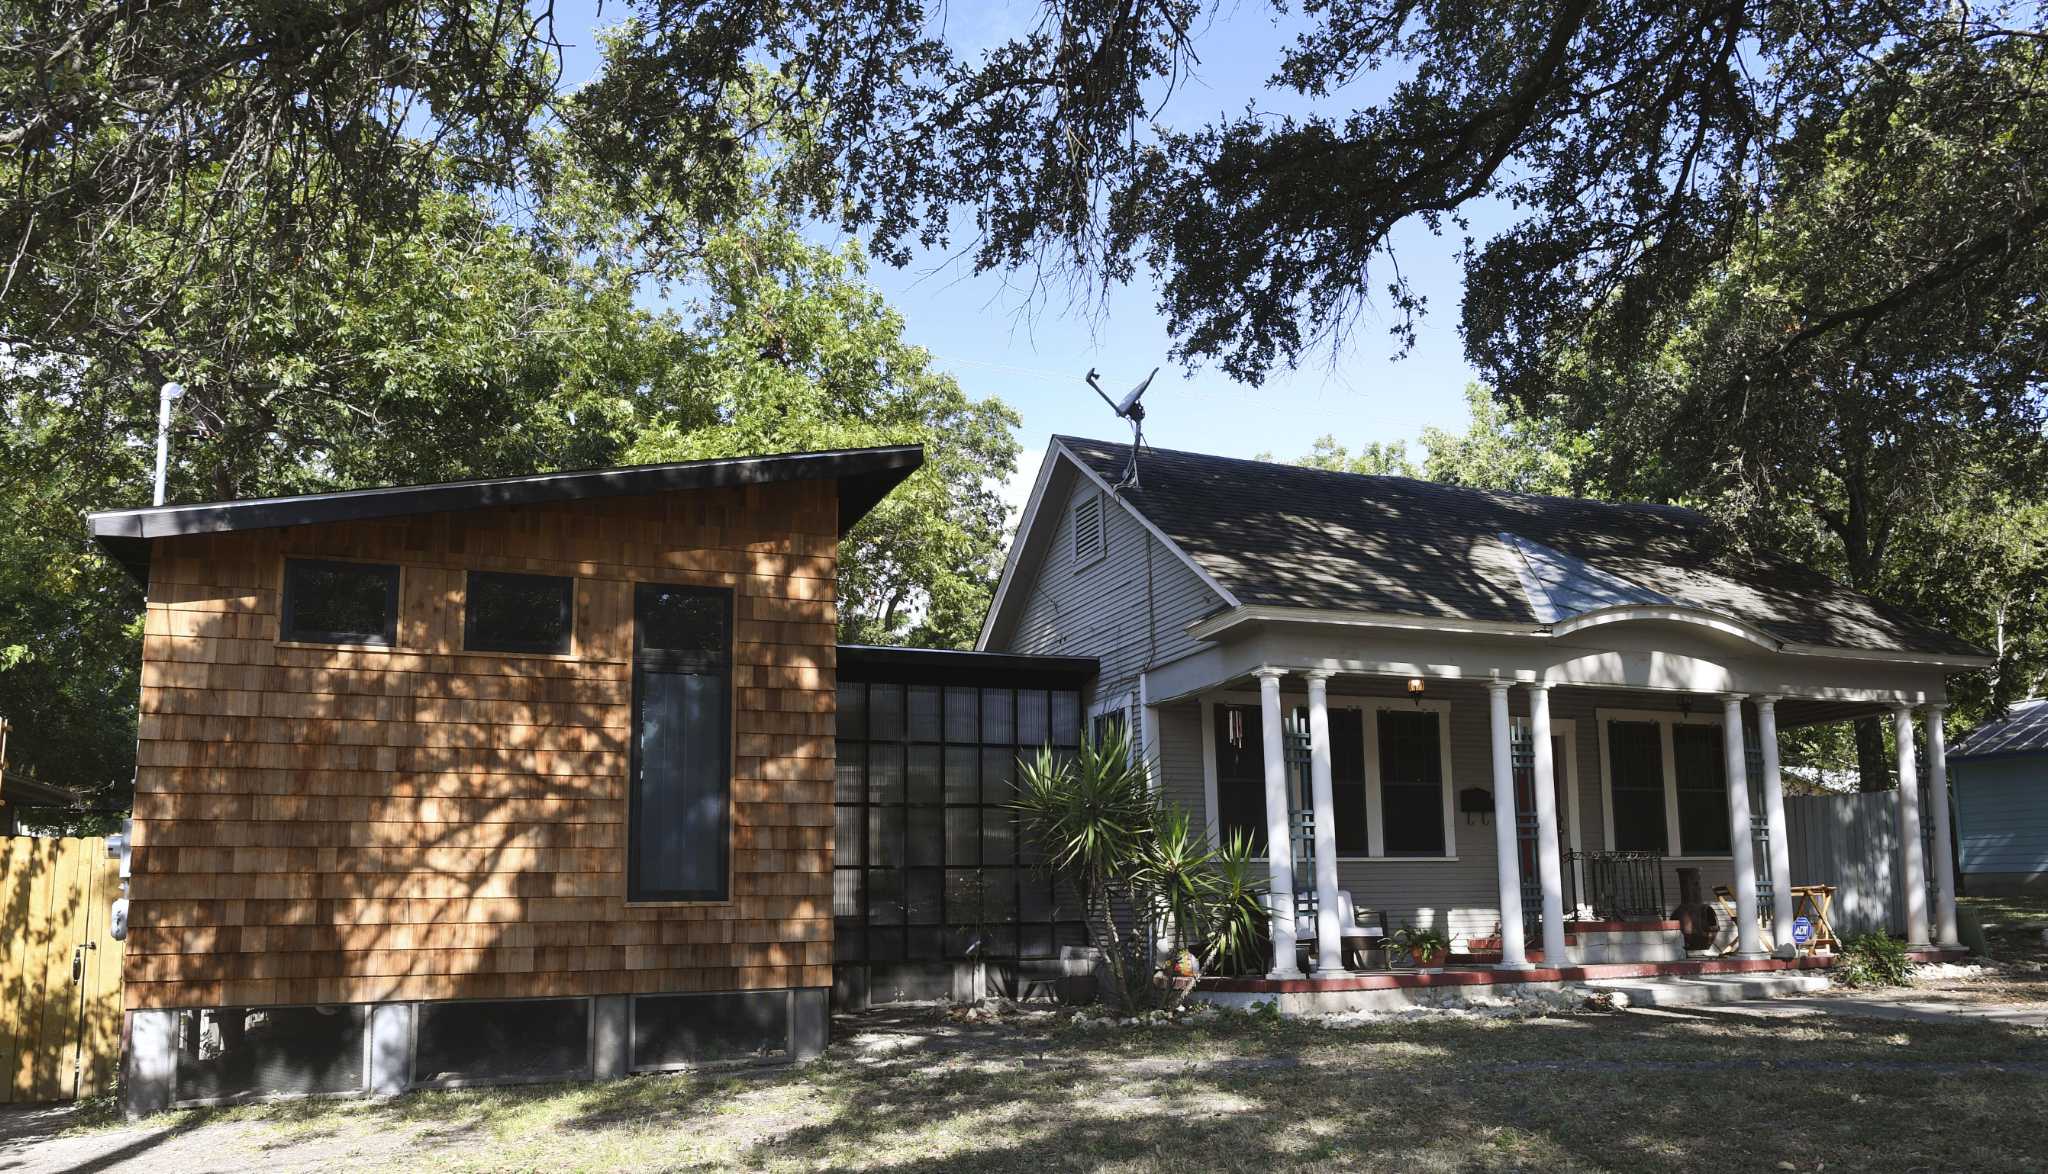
{"left": 1012, "top": 721, "right": 1154, "bottom": 1008}
{"left": 1013, "top": 721, "right": 1269, "bottom": 1011}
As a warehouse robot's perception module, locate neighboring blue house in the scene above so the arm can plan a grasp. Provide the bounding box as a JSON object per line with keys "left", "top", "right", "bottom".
{"left": 1950, "top": 699, "right": 2048, "bottom": 896}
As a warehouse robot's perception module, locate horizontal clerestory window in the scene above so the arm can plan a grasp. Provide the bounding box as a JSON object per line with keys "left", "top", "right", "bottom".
{"left": 464, "top": 570, "right": 574, "bottom": 655}
{"left": 280, "top": 558, "right": 399, "bottom": 646}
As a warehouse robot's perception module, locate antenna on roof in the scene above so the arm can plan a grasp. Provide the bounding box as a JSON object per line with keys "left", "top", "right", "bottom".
{"left": 1085, "top": 366, "right": 1156, "bottom": 491}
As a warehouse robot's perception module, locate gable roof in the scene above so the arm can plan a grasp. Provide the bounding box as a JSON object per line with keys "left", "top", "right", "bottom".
{"left": 1051, "top": 435, "right": 1984, "bottom": 661}
{"left": 1951, "top": 699, "right": 2048, "bottom": 761}
{"left": 88, "top": 445, "right": 923, "bottom": 585}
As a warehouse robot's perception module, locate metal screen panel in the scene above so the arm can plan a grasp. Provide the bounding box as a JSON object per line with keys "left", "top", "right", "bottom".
{"left": 834, "top": 682, "right": 1086, "bottom": 963}
{"left": 632, "top": 992, "right": 788, "bottom": 1069}
{"left": 174, "top": 1006, "right": 367, "bottom": 1103}
{"left": 413, "top": 999, "right": 590, "bottom": 1084}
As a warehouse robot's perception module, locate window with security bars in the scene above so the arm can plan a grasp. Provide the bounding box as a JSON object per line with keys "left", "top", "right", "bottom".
{"left": 835, "top": 682, "right": 1089, "bottom": 964}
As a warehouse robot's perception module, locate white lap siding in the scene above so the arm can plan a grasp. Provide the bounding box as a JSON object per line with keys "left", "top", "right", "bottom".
{"left": 995, "top": 467, "right": 1227, "bottom": 711}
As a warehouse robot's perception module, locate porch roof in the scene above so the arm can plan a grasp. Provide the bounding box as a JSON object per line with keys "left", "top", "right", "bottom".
{"left": 1055, "top": 436, "right": 1984, "bottom": 661}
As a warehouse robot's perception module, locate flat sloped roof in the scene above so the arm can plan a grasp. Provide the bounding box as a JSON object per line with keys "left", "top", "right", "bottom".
{"left": 87, "top": 445, "right": 923, "bottom": 584}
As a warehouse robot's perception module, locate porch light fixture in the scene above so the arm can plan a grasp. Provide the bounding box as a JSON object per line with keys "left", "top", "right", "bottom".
{"left": 1407, "top": 677, "right": 1426, "bottom": 705}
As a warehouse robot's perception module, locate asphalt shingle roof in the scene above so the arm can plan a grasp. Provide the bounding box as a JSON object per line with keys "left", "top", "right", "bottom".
{"left": 1950, "top": 699, "right": 2048, "bottom": 760}
{"left": 1056, "top": 436, "right": 1983, "bottom": 659}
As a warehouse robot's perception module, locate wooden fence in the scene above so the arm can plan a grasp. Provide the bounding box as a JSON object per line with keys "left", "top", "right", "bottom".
{"left": 1783, "top": 789, "right": 1940, "bottom": 939}
{"left": 2, "top": 836, "right": 124, "bottom": 1103}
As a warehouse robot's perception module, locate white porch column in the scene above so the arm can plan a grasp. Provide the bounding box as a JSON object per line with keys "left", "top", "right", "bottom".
{"left": 1526, "top": 683, "right": 1567, "bottom": 963}
{"left": 1304, "top": 671, "right": 1345, "bottom": 973}
{"left": 1486, "top": 681, "right": 1530, "bottom": 969}
{"left": 1720, "top": 694, "right": 1766, "bottom": 957}
{"left": 1755, "top": 696, "right": 1798, "bottom": 957}
{"left": 1924, "top": 704, "right": 1961, "bottom": 949}
{"left": 1895, "top": 704, "right": 1932, "bottom": 948}
{"left": 1256, "top": 667, "right": 1303, "bottom": 978}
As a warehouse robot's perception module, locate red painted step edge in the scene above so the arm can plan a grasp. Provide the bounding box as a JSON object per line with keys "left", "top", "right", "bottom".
{"left": 1198, "top": 955, "right": 1838, "bottom": 994}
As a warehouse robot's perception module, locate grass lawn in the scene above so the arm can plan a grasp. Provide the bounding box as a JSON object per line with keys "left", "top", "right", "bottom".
{"left": 45, "top": 994, "right": 2048, "bottom": 1174}
{"left": 1962, "top": 892, "right": 2048, "bottom": 963}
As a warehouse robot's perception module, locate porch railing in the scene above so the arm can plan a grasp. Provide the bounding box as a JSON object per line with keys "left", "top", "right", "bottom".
{"left": 1567, "top": 850, "right": 1667, "bottom": 921}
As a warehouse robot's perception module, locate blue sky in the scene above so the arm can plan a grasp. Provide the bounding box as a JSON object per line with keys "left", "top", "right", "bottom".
{"left": 552, "top": 3, "right": 1507, "bottom": 486}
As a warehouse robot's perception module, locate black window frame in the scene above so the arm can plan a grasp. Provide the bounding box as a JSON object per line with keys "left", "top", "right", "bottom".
{"left": 1328, "top": 707, "right": 1370, "bottom": 856}
{"left": 627, "top": 582, "right": 734, "bottom": 903}
{"left": 1376, "top": 708, "right": 1448, "bottom": 857}
{"left": 1672, "top": 722, "right": 1733, "bottom": 856}
{"left": 1607, "top": 720, "right": 1670, "bottom": 853}
{"left": 463, "top": 570, "right": 575, "bottom": 655}
{"left": 1212, "top": 703, "right": 1267, "bottom": 854}
{"left": 279, "top": 558, "right": 400, "bottom": 646}
{"left": 834, "top": 681, "right": 1087, "bottom": 965}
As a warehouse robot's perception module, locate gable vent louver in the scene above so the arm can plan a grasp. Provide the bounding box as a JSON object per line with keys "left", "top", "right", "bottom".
{"left": 1073, "top": 494, "right": 1104, "bottom": 562}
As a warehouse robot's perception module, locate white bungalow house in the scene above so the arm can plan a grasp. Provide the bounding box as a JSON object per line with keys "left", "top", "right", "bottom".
{"left": 980, "top": 437, "right": 1986, "bottom": 995}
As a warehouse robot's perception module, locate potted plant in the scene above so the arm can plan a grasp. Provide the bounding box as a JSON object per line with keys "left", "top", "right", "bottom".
{"left": 1382, "top": 925, "right": 1451, "bottom": 973}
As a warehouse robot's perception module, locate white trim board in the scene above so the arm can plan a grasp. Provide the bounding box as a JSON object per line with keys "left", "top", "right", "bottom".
{"left": 1185, "top": 603, "right": 1993, "bottom": 670}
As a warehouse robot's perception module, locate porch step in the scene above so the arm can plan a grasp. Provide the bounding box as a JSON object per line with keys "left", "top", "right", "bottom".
{"left": 1454, "top": 924, "right": 1687, "bottom": 966}
{"left": 1578, "top": 971, "right": 1831, "bottom": 1008}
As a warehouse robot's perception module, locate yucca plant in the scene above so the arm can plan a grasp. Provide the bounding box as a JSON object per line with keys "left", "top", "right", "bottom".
{"left": 1013, "top": 721, "right": 1269, "bottom": 1011}
{"left": 1200, "top": 829, "right": 1272, "bottom": 977}
{"left": 1012, "top": 721, "right": 1155, "bottom": 1009}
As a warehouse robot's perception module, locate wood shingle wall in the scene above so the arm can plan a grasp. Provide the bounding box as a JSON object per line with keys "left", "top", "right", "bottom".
{"left": 126, "top": 481, "right": 839, "bottom": 1011}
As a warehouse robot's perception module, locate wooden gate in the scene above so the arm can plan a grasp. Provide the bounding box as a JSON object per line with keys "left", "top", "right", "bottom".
{"left": 2, "top": 836, "right": 124, "bottom": 1103}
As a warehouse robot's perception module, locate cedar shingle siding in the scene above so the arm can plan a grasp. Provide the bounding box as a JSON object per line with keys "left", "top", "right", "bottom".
{"left": 126, "top": 480, "right": 839, "bottom": 1011}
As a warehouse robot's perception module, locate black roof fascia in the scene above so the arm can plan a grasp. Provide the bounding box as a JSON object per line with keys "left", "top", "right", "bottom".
{"left": 836, "top": 645, "right": 1099, "bottom": 689}
{"left": 87, "top": 445, "right": 923, "bottom": 585}
{"left": 1, "top": 772, "right": 83, "bottom": 808}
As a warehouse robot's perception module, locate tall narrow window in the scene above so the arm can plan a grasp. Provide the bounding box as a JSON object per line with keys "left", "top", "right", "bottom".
{"left": 1212, "top": 704, "right": 1266, "bottom": 853}
{"left": 1607, "top": 720, "right": 1668, "bottom": 852}
{"left": 1377, "top": 709, "right": 1446, "bottom": 856}
{"left": 281, "top": 558, "right": 398, "bottom": 645}
{"left": 1672, "top": 724, "right": 1732, "bottom": 855}
{"left": 1328, "top": 708, "right": 1369, "bottom": 855}
{"left": 630, "top": 584, "right": 732, "bottom": 902}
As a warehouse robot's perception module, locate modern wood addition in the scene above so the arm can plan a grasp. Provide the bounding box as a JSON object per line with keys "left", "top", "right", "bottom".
{"left": 125, "top": 479, "right": 840, "bottom": 1012}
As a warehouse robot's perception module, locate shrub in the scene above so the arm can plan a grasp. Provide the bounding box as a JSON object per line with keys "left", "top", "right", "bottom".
{"left": 1837, "top": 932, "right": 1912, "bottom": 987}
{"left": 1012, "top": 722, "right": 1270, "bottom": 1011}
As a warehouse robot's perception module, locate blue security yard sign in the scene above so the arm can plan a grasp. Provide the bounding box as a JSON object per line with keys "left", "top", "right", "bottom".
{"left": 1791, "top": 916, "right": 1814, "bottom": 945}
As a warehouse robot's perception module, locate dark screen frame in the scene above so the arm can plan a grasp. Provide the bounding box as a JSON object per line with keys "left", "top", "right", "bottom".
{"left": 279, "top": 558, "right": 400, "bottom": 646}
{"left": 627, "top": 583, "right": 735, "bottom": 903}
{"left": 463, "top": 570, "right": 575, "bottom": 655}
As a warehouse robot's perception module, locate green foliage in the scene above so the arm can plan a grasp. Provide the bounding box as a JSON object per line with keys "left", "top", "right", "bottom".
{"left": 1837, "top": 933, "right": 1913, "bottom": 988}
{"left": 1011, "top": 721, "right": 1270, "bottom": 1011}
{"left": 11, "top": 4, "right": 2044, "bottom": 393}
{"left": 0, "top": 145, "right": 1017, "bottom": 797}
{"left": 1276, "top": 383, "right": 1601, "bottom": 498}
{"left": 1285, "top": 437, "right": 1419, "bottom": 478}
{"left": 1382, "top": 925, "right": 1451, "bottom": 968}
